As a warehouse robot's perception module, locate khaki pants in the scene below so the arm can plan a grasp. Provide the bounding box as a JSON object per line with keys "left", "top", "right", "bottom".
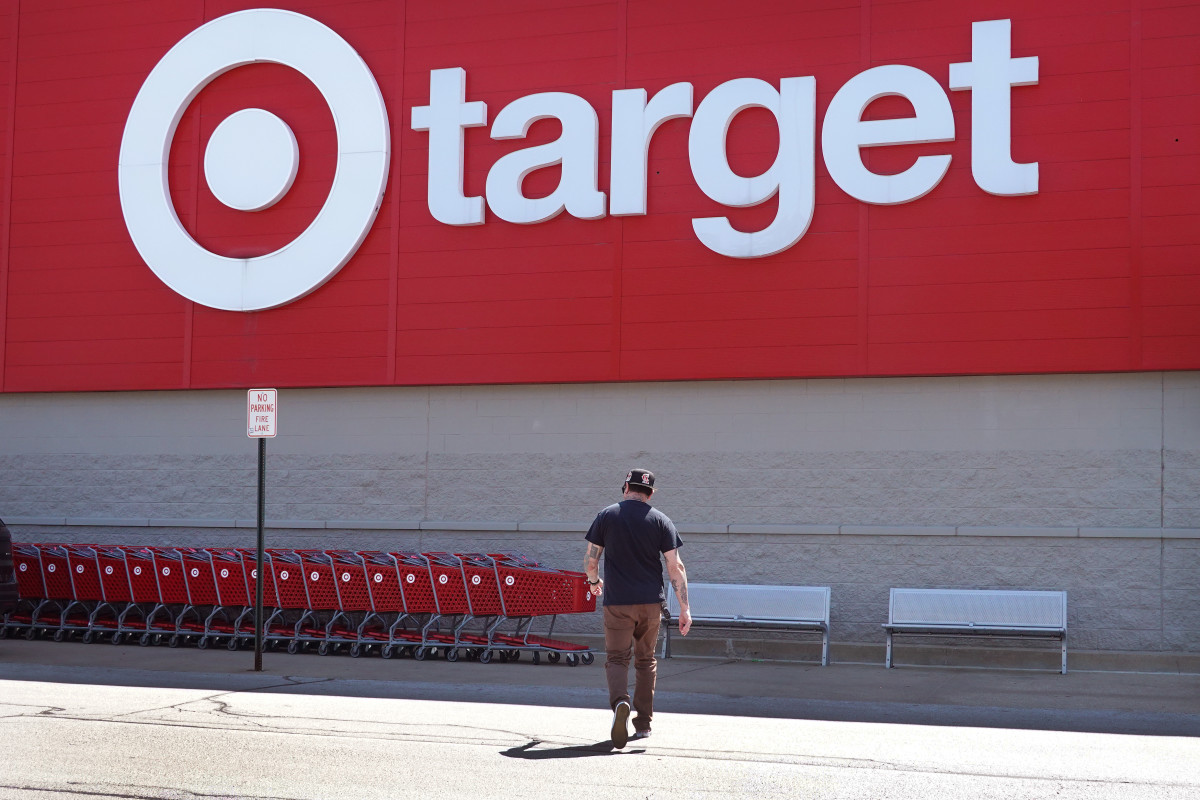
{"left": 603, "top": 603, "right": 661, "bottom": 731}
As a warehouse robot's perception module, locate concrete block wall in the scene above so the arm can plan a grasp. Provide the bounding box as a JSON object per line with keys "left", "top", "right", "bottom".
{"left": 2, "top": 371, "right": 1198, "bottom": 657}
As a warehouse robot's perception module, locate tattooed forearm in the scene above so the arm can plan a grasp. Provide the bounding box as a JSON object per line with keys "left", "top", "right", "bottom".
{"left": 584, "top": 543, "right": 603, "bottom": 577}
{"left": 669, "top": 559, "right": 688, "bottom": 606}
{"left": 671, "top": 576, "right": 688, "bottom": 607}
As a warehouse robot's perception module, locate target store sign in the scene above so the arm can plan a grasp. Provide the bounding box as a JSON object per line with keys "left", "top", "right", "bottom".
{"left": 0, "top": 0, "right": 1196, "bottom": 392}
{"left": 120, "top": 10, "right": 1034, "bottom": 310}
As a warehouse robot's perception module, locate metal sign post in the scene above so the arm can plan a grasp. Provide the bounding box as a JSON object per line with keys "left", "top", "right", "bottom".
{"left": 247, "top": 389, "right": 278, "bottom": 672}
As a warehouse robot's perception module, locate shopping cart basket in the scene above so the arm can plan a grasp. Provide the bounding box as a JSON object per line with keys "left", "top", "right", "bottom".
{"left": 200, "top": 547, "right": 253, "bottom": 650}
{"left": 56, "top": 544, "right": 105, "bottom": 642}
{"left": 5, "top": 543, "right": 54, "bottom": 639}
{"left": 93, "top": 544, "right": 143, "bottom": 644}
{"left": 488, "top": 552, "right": 596, "bottom": 665}
{"left": 263, "top": 549, "right": 317, "bottom": 653}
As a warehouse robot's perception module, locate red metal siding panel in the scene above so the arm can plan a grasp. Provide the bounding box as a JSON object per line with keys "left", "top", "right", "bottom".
{"left": 0, "top": 0, "right": 1196, "bottom": 392}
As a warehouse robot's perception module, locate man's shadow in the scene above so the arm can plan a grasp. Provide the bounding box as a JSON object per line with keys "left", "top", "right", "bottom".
{"left": 501, "top": 740, "right": 646, "bottom": 759}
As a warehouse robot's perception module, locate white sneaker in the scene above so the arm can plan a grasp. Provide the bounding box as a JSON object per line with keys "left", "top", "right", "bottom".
{"left": 610, "top": 700, "right": 630, "bottom": 748}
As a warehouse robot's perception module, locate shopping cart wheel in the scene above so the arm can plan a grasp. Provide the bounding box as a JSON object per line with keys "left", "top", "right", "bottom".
{"left": 380, "top": 644, "right": 394, "bottom": 659}
{"left": 581, "top": 652, "right": 594, "bottom": 665}
{"left": 139, "top": 633, "right": 152, "bottom": 647}
{"left": 0, "top": 626, "right": 7, "bottom": 639}
{"left": 566, "top": 653, "right": 579, "bottom": 667}
{"left": 349, "top": 644, "right": 362, "bottom": 658}
{"left": 197, "top": 637, "right": 209, "bottom": 650}
{"left": 228, "top": 637, "right": 241, "bottom": 651}
{"left": 531, "top": 651, "right": 540, "bottom": 665}
{"left": 507, "top": 649, "right": 521, "bottom": 662}
{"left": 53, "top": 630, "right": 66, "bottom": 642}
{"left": 547, "top": 651, "right": 560, "bottom": 664}
{"left": 414, "top": 646, "right": 428, "bottom": 661}
{"left": 445, "top": 647, "right": 460, "bottom": 662}
{"left": 82, "top": 630, "right": 95, "bottom": 645}
{"left": 111, "top": 632, "right": 123, "bottom": 646}
{"left": 168, "top": 635, "right": 180, "bottom": 648}
{"left": 24, "top": 628, "right": 38, "bottom": 641}
{"left": 286, "top": 640, "right": 300, "bottom": 655}
{"left": 478, "top": 649, "right": 493, "bottom": 664}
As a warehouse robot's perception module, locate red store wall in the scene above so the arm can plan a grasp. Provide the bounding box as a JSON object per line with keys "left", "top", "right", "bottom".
{"left": 0, "top": 0, "right": 1196, "bottom": 393}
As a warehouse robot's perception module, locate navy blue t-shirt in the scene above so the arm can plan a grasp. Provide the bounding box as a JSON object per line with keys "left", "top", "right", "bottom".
{"left": 585, "top": 499, "right": 682, "bottom": 606}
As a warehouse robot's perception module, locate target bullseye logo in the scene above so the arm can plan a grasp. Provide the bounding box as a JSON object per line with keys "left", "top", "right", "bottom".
{"left": 118, "top": 9, "right": 390, "bottom": 311}
{"left": 204, "top": 109, "right": 299, "bottom": 212}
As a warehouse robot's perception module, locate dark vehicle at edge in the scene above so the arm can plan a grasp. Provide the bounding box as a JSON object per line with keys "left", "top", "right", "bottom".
{"left": 0, "top": 517, "right": 17, "bottom": 616}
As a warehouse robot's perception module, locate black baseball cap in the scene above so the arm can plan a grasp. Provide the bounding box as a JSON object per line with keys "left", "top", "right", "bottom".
{"left": 624, "top": 468, "right": 655, "bottom": 490}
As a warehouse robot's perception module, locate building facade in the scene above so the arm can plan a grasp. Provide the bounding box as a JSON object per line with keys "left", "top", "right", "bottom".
{"left": 0, "top": 0, "right": 1197, "bottom": 661}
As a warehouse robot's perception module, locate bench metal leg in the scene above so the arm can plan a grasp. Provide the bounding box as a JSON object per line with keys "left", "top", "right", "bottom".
{"left": 821, "top": 629, "right": 829, "bottom": 666}
{"left": 885, "top": 631, "right": 893, "bottom": 668}
{"left": 1061, "top": 636, "right": 1067, "bottom": 674}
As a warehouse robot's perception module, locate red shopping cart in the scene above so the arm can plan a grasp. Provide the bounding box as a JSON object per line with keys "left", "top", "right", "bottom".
{"left": 295, "top": 550, "right": 343, "bottom": 655}
{"left": 56, "top": 544, "right": 105, "bottom": 641}
{"left": 172, "top": 548, "right": 219, "bottom": 647}
{"left": 4, "top": 543, "right": 53, "bottom": 639}
{"left": 200, "top": 547, "right": 253, "bottom": 650}
{"left": 488, "top": 552, "right": 596, "bottom": 665}
{"left": 356, "top": 550, "right": 425, "bottom": 658}
{"left": 93, "top": 544, "right": 144, "bottom": 644}
{"left": 262, "top": 549, "right": 317, "bottom": 654}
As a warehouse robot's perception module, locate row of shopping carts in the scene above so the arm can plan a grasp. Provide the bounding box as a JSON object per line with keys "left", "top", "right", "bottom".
{"left": 1, "top": 543, "right": 596, "bottom": 665}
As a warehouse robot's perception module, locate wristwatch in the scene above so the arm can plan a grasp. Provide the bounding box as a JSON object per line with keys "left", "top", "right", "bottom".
{"left": 587, "top": 578, "right": 600, "bottom": 585}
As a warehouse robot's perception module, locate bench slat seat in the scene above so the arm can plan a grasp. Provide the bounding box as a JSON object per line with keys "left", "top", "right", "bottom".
{"left": 883, "top": 588, "right": 1068, "bottom": 673}
{"left": 665, "top": 583, "right": 830, "bottom": 665}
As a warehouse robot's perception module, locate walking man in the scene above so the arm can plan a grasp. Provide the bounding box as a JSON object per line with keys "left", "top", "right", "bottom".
{"left": 584, "top": 468, "right": 692, "bottom": 748}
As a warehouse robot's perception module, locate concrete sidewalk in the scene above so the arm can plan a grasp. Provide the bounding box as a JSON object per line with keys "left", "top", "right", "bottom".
{"left": 2, "top": 637, "right": 1198, "bottom": 738}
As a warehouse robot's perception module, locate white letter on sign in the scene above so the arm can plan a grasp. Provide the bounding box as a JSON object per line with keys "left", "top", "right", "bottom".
{"left": 949, "top": 19, "right": 1039, "bottom": 196}
{"left": 688, "top": 77, "right": 816, "bottom": 259}
{"left": 822, "top": 64, "right": 955, "bottom": 205}
{"left": 411, "top": 67, "right": 488, "bottom": 225}
{"left": 609, "top": 83, "right": 693, "bottom": 216}
{"left": 485, "top": 92, "right": 606, "bottom": 224}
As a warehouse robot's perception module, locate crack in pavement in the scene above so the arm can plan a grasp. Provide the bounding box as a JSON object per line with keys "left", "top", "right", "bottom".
{"left": 0, "top": 781, "right": 306, "bottom": 800}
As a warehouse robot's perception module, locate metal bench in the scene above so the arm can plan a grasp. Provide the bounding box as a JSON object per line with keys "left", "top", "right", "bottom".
{"left": 883, "top": 588, "right": 1068, "bottom": 673}
{"left": 663, "top": 583, "right": 831, "bottom": 665}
